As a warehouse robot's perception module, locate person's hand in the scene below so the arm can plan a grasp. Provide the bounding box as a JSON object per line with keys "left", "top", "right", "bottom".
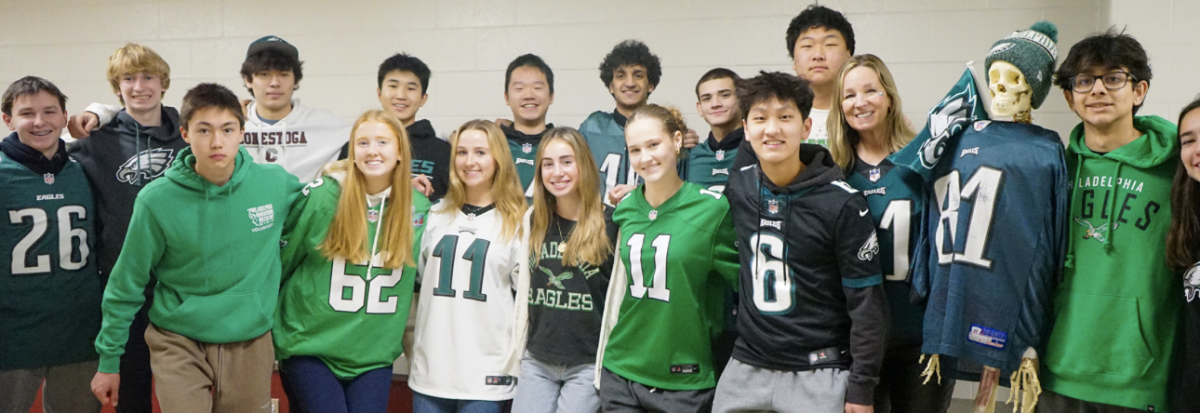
{"left": 67, "top": 112, "right": 101, "bottom": 139}
{"left": 683, "top": 128, "right": 700, "bottom": 149}
{"left": 606, "top": 184, "right": 635, "bottom": 206}
{"left": 412, "top": 175, "right": 433, "bottom": 197}
{"left": 845, "top": 402, "right": 873, "bottom": 413}
{"left": 493, "top": 118, "right": 514, "bottom": 129}
{"left": 91, "top": 372, "right": 120, "bottom": 406}
{"left": 241, "top": 99, "right": 252, "bottom": 116}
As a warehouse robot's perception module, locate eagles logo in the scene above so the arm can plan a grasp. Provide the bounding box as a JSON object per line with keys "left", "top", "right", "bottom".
{"left": 116, "top": 148, "right": 175, "bottom": 185}
{"left": 857, "top": 231, "right": 879, "bottom": 261}
{"left": 1185, "top": 262, "right": 1200, "bottom": 303}
{"left": 919, "top": 93, "right": 974, "bottom": 170}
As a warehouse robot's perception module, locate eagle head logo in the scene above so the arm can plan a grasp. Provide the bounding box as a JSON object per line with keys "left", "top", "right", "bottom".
{"left": 116, "top": 148, "right": 175, "bottom": 185}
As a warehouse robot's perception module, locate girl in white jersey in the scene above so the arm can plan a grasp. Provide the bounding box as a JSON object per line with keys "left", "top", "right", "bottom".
{"left": 410, "top": 120, "right": 527, "bottom": 413}
{"left": 510, "top": 127, "right": 617, "bottom": 413}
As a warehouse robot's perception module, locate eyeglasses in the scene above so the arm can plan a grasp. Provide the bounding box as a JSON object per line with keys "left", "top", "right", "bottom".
{"left": 1071, "top": 72, "right": 1136, "bottom": 93}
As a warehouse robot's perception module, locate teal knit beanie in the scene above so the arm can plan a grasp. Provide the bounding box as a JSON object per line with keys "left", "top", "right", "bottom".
{"left": 985, "top": 21, "right": 1059, "bottom": 110}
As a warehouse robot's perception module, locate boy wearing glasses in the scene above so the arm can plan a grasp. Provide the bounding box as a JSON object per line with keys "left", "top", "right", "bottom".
{"left": 1039, "top": 30, "right": 1181, "bottom": 412}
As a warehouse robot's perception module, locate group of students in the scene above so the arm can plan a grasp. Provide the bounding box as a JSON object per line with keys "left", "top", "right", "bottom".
{"left": 3, "top": 4, "right": 1200, "bottom": 413}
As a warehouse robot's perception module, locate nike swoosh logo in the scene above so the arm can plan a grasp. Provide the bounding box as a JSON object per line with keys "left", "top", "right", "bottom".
{"left": 859, "top": 209, "right": 869, "bottom": 217}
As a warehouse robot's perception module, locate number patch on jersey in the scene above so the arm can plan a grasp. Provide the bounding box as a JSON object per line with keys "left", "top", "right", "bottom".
{"left": 431, "top": 235, "right": 491, "bottom": 302}
{"left": 626, "top": 233, "right": 671, "bottom": 302}
{"left": 749, "top": 233, "right": 794, "bottom": 314}
{"left": 933, "top": 167, "right": 1005, "bottom": 269}
{"left": 9, "top": 206, "right": 89, "bottom": 275}
{"left": 328, "top": 255, "right": 403, "bottom": 314}
{"left": 880, "top": 199, "right": 913, "bottom": 281}
{"left": 600, "top": 154, "right": 622, "bottom": 206}
{"left": 301, "top": 177, "right": 325, "bottom": 197}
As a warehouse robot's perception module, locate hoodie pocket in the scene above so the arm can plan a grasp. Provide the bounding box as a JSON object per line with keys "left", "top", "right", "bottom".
{"left": 158, "top": 291, "right": 272, "bottom": 341}
{"left": 1045, "top": 291, "right": 1153, "bottom": 378}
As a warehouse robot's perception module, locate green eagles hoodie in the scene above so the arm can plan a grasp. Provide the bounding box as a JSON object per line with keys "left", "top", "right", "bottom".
{"left": 95, "top": 146, "right": 302, "bottom": 373}
{"left": 1042, "top": 116, "right": 1182, "bottom": 411}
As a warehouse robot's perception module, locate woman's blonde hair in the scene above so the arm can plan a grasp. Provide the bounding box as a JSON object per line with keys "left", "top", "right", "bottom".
{"left": 828, "top": 54, "right": 916, "bottom": 171}
{"left": 319, "top": 110, "right": 415, "bottom": 268}
{"left": 443, "top": 120, "right": 526, "bottom": 241}
{"left": 529, "top": 127, "right": 611, "bottom": 268}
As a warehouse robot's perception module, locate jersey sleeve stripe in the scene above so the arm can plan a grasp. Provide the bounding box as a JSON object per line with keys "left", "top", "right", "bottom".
{"left": 842, "top": 274, "right": 883, "bottom": 288}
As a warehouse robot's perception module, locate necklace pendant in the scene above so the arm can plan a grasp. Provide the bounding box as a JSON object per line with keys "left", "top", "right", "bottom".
{"left": 557, "top": 243, "right": 567, "bottom": 254}
{"left": 648, "top": 210, "right": 657, "bottom": 221}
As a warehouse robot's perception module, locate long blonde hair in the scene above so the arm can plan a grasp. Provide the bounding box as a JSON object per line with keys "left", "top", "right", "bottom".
{"left": 828, "top": 54, "right": 916, "bottom": 171}
{"left": 443, "top": 120, "right": 526, "bottom": 242}
{"left": 529, "top": 127, "right": 612, "bottom": 268}
{"left": 319, "top": 110, "right": 415, "bottom": 268}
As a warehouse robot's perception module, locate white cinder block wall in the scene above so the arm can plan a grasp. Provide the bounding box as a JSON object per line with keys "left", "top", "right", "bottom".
{"left": 12, "top": 0, "right": 1186, "bottom": 141}
{"left": 1, "top": 0, "right": 1195, "bottom": 401}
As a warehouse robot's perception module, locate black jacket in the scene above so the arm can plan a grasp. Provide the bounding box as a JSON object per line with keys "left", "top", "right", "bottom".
{"left": 724, "top": 144, "right": 888, "bottom": 405}
{"left": 407, "top": 120, "right": 450, "bottom": 202}
{"left": 67, "top": 107, "right": 187, "bottom": 280}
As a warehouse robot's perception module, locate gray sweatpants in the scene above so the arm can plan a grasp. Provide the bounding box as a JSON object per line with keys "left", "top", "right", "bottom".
{"left": 0, "top": 359, "right": 102, "bottom": 413}
{"left": 599, "top": 368, "right": 714, "bottom": 413}
{"left": 712, "top": 358, "right": 849, "bottom": 413}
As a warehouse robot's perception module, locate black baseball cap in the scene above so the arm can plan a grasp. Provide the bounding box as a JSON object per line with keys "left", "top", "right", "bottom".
{"left": 246, "top": 36, "right": 298, "bottom": 59}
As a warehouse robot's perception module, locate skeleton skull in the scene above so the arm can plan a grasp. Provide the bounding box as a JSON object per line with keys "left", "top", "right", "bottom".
{"left": 988, "top": 60, "right": 1032, "bottom": 118}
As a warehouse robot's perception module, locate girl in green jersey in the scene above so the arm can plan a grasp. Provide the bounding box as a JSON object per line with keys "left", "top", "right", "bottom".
{"left": 275, "top": 110, "right": 430, "bottom": 413}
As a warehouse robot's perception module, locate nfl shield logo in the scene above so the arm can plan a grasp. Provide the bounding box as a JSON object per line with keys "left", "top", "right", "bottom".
{"left": 869, "top": 168, "right": 881, "bottom": 183}
{"left": 715, "top": 150, "right": 725, "bottom": 161}
{"left": 367, "top": 209, "right": 380, "bottom": 223}
{"left": 767, "top": 199, "right": 779, "bottom": 215}
{"left": 43, "top": 173, "right": 54, "bottom": 185}
{"left": 522, "top": 143, "right": 532, "bottom": 154}
{"left": 648, "top": 210, "right": 658, "bottom": 221}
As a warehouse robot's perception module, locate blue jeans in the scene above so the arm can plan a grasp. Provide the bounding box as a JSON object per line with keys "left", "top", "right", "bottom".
{"left": 279, "top": 356, "right": 392, "bottom": 413}
{"left": 511, "top": 353, "right": 600, "bottom": 413}
{"left": 411, "top": 391, "right": 506, "bottom": 413}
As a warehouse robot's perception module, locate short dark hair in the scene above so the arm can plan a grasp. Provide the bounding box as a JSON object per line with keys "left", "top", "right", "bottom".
{"left": 377, "top": 53, "right": 431, "bottom": 94}
{"left": 1054, "top": 28, "right": 1151, "bottom": 114}
{"left": 695, "top": 68, "right": 741, "bottom": 97}
{"left": 738, "top": 71, "right": 814, "bottom": 120}
{"left": 2, "top": 76, "right": 67, "bottom": 116}
{"left": 240, "top": 49, "right": 305, "bottom": 96}
{"left": 505, "top": 54, "right": 555, "bottom": 94}
{"left": 786, "top": 5, "right": 856, "bottom": 57}
{"left": 599, "top": 40, "right": 662, "bottom": 88}
{"left": 180, "top": 83, "right": 246, "bottom": 131}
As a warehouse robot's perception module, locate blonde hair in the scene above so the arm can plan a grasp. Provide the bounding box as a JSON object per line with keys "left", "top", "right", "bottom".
{"left": 529, "top": 127, "right": 612, "bottom": 268}
{"left": 319, "top": 110, "right": 415, "bottom": 268}
{"left": 106, "top": 43, "right": 171, "bottom": 106}
{"left": 827, "top": 54, "right": 916, "bottom": 171}
{"left": 626, "top": 104, "right": 688, "bottom": 168}
{"left": 443, "top": 120, "right": 526, "bottom": 242}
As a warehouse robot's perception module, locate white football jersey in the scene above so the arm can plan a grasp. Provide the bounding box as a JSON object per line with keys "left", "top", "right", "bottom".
{"left": 409, "top": 201, "right": 522, "bottom": 400}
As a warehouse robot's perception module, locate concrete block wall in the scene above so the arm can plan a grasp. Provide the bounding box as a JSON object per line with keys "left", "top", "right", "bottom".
{"left": 1, "top": 0, "right": 1137, "bottom": 141}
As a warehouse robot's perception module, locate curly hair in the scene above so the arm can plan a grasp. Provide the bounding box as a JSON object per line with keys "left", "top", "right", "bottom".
{"left": 598, "top": 40, "right": 662, "bottom": 88}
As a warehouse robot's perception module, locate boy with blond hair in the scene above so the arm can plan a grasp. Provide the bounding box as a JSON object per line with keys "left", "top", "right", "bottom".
{"left": 67, "top": 43, "right": 187, "bottom": 413}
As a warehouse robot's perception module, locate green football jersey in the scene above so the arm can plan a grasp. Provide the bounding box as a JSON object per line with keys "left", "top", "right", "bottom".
{"left": 274, "top": 175, "right": 431, "bottom": 379}
{"left": 580, "top": 111, "right": 634, "bottom": 207}
{"left": 682, "top": 129, "right": 743, "bottom": 193}
{"left": 1, "top": 155, "right": 102, "bottom": 369}
{"left": 602, "top": 182, "right": 739, "bottom": 390}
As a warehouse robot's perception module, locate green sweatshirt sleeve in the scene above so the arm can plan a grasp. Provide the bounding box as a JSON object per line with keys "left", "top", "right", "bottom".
{"left": 712, "top": 206, "right": 740, "bottom": 292}
{"left": 95, "top": 200, "right": 166, "bottom": 373}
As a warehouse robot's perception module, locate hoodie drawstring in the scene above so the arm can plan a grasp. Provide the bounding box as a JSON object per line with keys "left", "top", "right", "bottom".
{"left": 365, "top": 193, "right": 387, "bottom": 281}
{"left": 1064, "top": 152, "right": 1083, "bottom": 268}
{"left": 1104, "top": 161, "right": 1123, "bottom": 253}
